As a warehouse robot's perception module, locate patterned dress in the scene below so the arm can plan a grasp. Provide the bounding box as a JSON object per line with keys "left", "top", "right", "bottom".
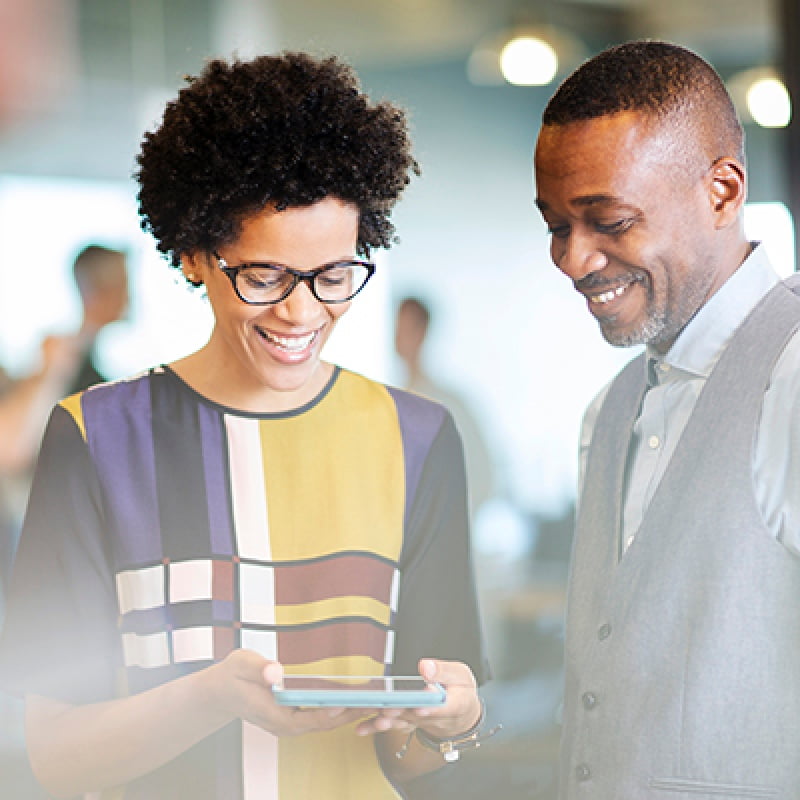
{"left": 0, "top": 365, "right": 488, "bottom": 799}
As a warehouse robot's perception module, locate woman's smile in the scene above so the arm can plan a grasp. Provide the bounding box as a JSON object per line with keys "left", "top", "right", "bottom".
{"left": 254, "top": 324, "right": 321, "bottom": 362}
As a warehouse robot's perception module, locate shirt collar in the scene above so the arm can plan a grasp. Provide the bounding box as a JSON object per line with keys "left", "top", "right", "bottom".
{"left": 646, "top": 243, "right": 780, "bottom": 381}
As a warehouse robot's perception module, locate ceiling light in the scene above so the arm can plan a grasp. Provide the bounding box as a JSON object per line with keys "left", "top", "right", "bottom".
{"left": 746, "top": 77, "right": 791, "bottom": 128}
{"left": 727, "top": 67, "right": 792, "bottom": 129}
{"left": 467, "top": 25, "right": 586, "bottom": 88}
{"left": 500, "top": 36, "right": 558, "bottom": 86}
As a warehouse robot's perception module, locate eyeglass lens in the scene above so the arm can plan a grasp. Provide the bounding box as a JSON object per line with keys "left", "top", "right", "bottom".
{"left": 236, "top": 263, "right": 370, "bottom": 303}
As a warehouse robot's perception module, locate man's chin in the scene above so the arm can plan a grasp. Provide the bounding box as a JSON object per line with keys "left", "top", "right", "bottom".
{"left": 598, "top": 322, "right": 647, "bottom": 348}
{"left": 598, "top": 315, "right": 665, "bottom": 349}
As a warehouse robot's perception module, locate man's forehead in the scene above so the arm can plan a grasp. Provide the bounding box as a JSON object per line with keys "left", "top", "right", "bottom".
{"left": 538, "top": 108, "right": 709, "bottom": 165}
{"left": 535, "top": 193, "right": 626, "bottom": 213}
{"left": 537, "top": 111, "right": 653, "bottom": 155}
{"left": 534, "top": 111, "right": 689, "bottom": 190}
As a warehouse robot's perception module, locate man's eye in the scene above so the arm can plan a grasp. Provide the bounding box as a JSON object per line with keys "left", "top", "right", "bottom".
{"left": 595, "top": 219, "right": 633, "bottom": 235}
{"left": 547, "top": 225, "right": 570, "bottom": 239}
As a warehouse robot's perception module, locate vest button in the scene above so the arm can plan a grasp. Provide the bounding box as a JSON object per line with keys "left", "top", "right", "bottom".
{"left": 575, "top": 763, "right": 592, "bottom": 782}
{"left": 582, "top": 691, "right": 598, "bottom": 710}
{"left": 597, "top": 623, "right": 612, "bottom": 640}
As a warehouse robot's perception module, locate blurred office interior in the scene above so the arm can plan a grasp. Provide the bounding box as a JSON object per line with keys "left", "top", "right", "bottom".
{"left": 0, "top": 1, "right": 796, "bottom": 797}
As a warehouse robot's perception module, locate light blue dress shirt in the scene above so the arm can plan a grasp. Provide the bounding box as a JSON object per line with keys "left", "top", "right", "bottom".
{"left": 579, "top": 244, "right": 800, "bottom": 557}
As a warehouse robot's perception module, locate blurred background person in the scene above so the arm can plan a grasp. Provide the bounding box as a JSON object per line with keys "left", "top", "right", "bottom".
{"left": 395, "top": 295, "right": 495, "bottom": 516}
{"left": 67, "top": 243, "right": 130, "bottom": 393}
{"left": 0, "top": 243, "right": 127, "bottom": 799}
{"left": 0, "top": 242, "right": 129, "bottom": 591}
{"left": 0, "top": 335, "right": 84, "bottom": 592}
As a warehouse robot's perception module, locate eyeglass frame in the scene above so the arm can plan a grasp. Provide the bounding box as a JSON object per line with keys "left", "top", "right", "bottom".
{"left": 213, "top": 251, "right": 376, "bottom": 305}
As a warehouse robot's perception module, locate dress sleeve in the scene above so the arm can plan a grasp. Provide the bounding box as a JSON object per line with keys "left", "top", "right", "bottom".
{"left": 0, "top": 403, "right": 122, "bottom": 704}
{"left": 391, "top": 412, "right": 491, "bottom": 684}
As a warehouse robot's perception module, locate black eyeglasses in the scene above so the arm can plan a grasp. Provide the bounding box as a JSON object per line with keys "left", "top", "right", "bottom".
{"left": 214, "top": 252, "right": 375, "bottom": 305}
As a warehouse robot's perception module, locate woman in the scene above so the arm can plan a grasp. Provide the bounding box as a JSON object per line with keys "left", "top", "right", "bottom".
{"left": 0, "top": 52, "right": 490, "bottom": 799}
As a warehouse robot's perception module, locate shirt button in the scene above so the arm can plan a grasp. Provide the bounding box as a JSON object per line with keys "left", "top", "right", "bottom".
{"left": 575, "top": 763, "right": 592, "bottom": 782}
{"left": 658, "top": 362, "right": 670, "bottom": 374}
{"left": 597, "top": 623, "right": 612, "bottom": 641}
{"left": 582, "top": 691, "right": 598, "bottom": 710}
{"left": 648, "top": 435, "right": 660, "bottom": 449}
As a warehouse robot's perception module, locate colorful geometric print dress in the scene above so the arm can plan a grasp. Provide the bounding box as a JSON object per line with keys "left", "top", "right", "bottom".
{"left": 0, "top": 365, "right": 489, "bottom": 799}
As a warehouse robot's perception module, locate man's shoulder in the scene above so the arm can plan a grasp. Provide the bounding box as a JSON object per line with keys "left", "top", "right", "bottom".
{"left": 783, "top": 272, "right": 800, "bottom": 295}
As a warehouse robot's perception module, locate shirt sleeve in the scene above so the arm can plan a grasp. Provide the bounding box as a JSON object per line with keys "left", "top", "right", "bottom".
{"left": 0, "top": 403, "right": 122, "bottom": 704}
{"left": 391, "top": 411, "right": 491, "bottom": 685}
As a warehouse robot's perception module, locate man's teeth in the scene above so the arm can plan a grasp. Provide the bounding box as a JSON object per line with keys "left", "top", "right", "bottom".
{"left": 590, "top": 284, "right": 629, "bottom": 305}
{"left": 264, "top": 331, "right": 316, "bottom": 351}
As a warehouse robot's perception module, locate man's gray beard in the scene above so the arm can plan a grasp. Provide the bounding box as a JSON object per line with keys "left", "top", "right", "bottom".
{"left": 597, "top": 271, "right": 712, "bottom": 350}
{"left": 598, "top": 307, "right": 667, "bottom": 348}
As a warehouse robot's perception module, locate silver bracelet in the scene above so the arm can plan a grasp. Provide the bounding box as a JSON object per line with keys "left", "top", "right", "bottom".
{"left": 395, "top": 698, "right": 502, "bottom": 763}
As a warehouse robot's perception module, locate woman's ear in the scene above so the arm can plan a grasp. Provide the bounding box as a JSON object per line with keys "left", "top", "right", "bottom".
{"left": 180, "top": 252, "right": 204, "bottom": 287}
{"left": 708, "top": 157, "right": 746, "bottom": 229}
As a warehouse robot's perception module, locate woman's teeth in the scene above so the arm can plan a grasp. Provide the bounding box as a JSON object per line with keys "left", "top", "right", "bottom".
{"left": 262, "top": 330, "right": 316, "bottom": 352}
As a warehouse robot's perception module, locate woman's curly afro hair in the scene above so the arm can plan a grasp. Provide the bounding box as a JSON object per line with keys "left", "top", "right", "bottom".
{"left": 135, "top": 51, "right": 420, "bottom": 269}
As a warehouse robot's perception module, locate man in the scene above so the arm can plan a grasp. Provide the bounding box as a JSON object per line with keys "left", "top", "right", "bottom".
{"left": 394, "top": 296, "right": 495, "bottom": 515}
{"left": 68, "top": 244, "right": 129, "bottom": 393}
{"left": 0, "top": 337, "right": 83, "bottom": 585}
{"left": 534, "top": 40, "right": 800, "bottom": 798}
{"left": 0, "top": 243, "right": 128, "bottom": 572}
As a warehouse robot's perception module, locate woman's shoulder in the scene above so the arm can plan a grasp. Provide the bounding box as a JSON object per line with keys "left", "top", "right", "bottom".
{"left": 338, "top": 368, "right": 450, "bottom": 421}
{"left": 59, "top": 366, "right": 184, "bottom": 426}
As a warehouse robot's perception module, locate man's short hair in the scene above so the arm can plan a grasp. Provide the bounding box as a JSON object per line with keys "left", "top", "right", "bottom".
{"left": 542, "top": 40, "right": 744, "bottom": 163}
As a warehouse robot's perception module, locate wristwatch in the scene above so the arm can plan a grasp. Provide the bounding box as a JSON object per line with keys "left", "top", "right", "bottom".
{"left": 412, "top": 698, "right": 502, "bottom": 762}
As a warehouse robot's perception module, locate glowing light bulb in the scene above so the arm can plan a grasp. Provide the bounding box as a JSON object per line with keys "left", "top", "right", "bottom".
{"left": 746, "top": 78, "right": 791, "bottom": 128}
{"left": 500, "top": 36, "right": 558, "bottom": 86}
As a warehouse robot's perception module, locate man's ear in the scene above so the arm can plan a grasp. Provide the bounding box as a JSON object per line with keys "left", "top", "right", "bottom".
{"left": 180, "top": 252, "right": 204, "bottom": 286}
{"left": 708, "top": 157, "right": 746, "bottom": 229}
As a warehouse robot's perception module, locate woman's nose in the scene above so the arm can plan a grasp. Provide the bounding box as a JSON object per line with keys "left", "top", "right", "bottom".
{"left": 274, "top": 279, "right": 323, "bottom": 322}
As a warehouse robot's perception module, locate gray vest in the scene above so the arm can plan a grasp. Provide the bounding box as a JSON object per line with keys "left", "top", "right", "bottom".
{"left": 560, "top": 275, "right": 800, "bottom": 799}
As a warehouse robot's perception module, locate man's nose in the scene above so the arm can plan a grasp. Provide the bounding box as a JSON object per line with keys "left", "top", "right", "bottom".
{"left": 553, "top": 234, "right": 608, "bottom": 281}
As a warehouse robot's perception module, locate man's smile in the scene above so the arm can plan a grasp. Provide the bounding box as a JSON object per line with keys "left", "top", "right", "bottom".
{"left": 576, "top": 273, "right": 645, "bottom": 311}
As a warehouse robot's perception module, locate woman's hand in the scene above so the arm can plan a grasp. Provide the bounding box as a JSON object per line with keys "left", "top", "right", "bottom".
{"left": 354, "top": 658, "right": 481, "bottom": 740}
{"left": 26, "top": 650, "right": 365, "bottom": 797}
{"left": 199, "top": 649, "right": 364, "bottom": 737}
